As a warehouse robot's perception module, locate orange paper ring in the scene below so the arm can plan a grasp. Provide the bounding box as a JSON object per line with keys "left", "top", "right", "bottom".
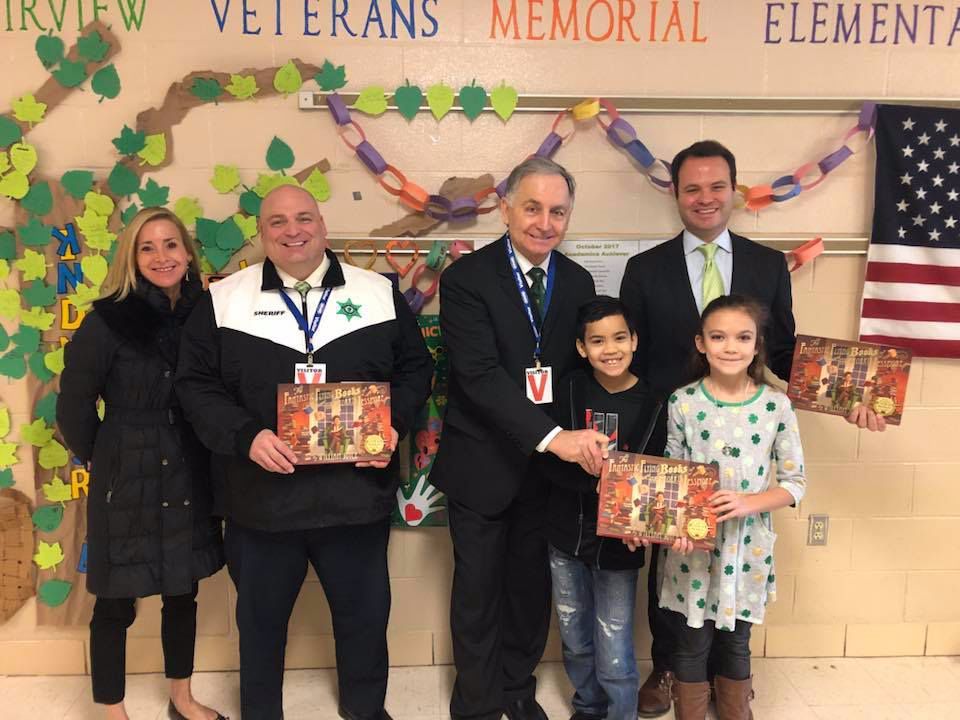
{"left": 474, "top": 186, "right": 500, "bottom": 214}
{"left": 550, "top": 110, "right": 575, "bottom": 142}
{"left": 343, "top": 239, "right": 378, "bottom": 270}
{"left": 744, "top": 184, "right": 774, "bottom": 211}
{"left": 399, "top": 181, "right": 428, "bottom": 212}
{"left": 785, "top": 237, "right": 824, "bottom": 272}
{"left": 792, "top": 162, "right": 828, "bottom": 191}
{"left": 337, "top": 121, "right": 367, "bottom": 151}
{"left": 411, "top": 262, "right": 440, "bottom": 299}
{"left": 596, "top": 98, "right": 621, "bottom": 130}
{"left": 379, "top": 165, "right": 407, "bottom": 196}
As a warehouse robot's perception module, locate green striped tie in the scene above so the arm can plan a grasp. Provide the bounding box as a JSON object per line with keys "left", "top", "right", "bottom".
{"left": 697, "top": 243, "right": 724, "bottom": 309}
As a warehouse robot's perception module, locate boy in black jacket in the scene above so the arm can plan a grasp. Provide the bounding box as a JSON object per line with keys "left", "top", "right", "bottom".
{"left": 543, "top": 296, "right": 664, "bottom": 720}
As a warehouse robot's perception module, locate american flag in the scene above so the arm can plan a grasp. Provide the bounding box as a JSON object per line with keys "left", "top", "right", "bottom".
{"left": 860, "top": 104, "right": 960, "bottom": 358}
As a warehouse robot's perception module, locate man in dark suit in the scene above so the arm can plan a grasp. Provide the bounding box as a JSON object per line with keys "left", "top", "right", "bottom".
{"left": 431, "top": 157, "right": 608, "bottom": 720}
{"left": 620, "top": 140, "right": 883, "bottom": 717}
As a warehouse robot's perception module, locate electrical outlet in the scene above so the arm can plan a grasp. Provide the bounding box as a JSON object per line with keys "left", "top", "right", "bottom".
{"left": 807, "top": 514, "right": 829, "bottom": 546}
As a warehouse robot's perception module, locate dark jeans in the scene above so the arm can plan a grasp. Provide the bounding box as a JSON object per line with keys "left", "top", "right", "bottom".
{"left": 89, "top": 586, "right": 199, "bottom": 704}
{"left": 646, "top": 544, "right": 675, "bottom": 671}
{"left": 666, "top": 609, "right": 752, "bottom": 683}
{"left": 225, "top": 518, "right": 391, "bottom": 720}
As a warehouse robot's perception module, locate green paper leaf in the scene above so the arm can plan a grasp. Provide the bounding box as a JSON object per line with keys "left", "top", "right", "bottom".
{"left": 12, "top": 94, "right": 47, "bottom": 125}
{"left": 34, "top": 391, "right": 57, "bottom": 425}
{"left": 394, "top": 80, "right": 423, "bottom": 121}
{"left": 0, "top": 468, "right": 11, "bottom": 488}
{"left": 239, "top": 190, "right": 261, "bottom": 216}
{"left": 22, "top": 280, "right": 57, "bottom": 307}
{"left": 21, "top": 181, "right": 53, "bottom": 216}
{"left": 491, "top": 82, "right": 518, "bottom": 122}
{"left": 0, "top": 325, "right": 8, "bottom": 352}
{"left": 0, "top": 260, "right": 8, "bottom": 281}
{"left": 74, "top": 210, "right": 115, "bottom": 251}
{"left": 91, "top": 63, "right": 121, "bottom": 101}
{"left": 232, "top": 213, "right": 258, "bottom": 240}
{"left": 137, "top": 133, "right": 167, "bottom": 166}
{"left": 315, "top": 60, "right": 347, "bottom": 91}
{"left": 211, "top": 165, "right": 241, "bottom": 194}
{"left": 112, "top": 125, "right": 146, "bottom": 156}
{"left": 35, "top": 32, "right": 65, "bottom": 69}
{"left": 265, "top": 136, "right": 295, "bottom": 173}
{"left": 252, "top": 173, "right": 298, "bottom": 198}
{"left": 0, "top": 407, "right": 9, "bottom": 437}
{"left": 61, "top": 170, "right": 94, "bottom": 199}
{"left": 52, "top": 59, "right": 87, "bottom": 88}
{"left": 84, "top": 191, "right": 115, "bottom": 217}
{"left": 120, "top": 203, "right": 138, "bottom": 225}
{"left": 190, "top": 77, "right": 223, "bottom": 104}
{"left": 17, "top": 217, "right": 52, "bottom": 247}
{"left": 195, "top": 218, "right": 219, "bottom": 249}
{"left": 0, "top": 150, "right": 8, "bottom": 174}
{"left": 81, "top": 255, "right": 108, "bottom": 286}
{"left": 39, "top": 439, "right": 69, "bottom": 469}
{"left": 41, "top": 474, "right": 71, "bottom": 502}
{"left": 199, "top": 256, "right": 214, "bottom": 274}
{"left": 107, "top": 162, "right": 140, "bottom": 197}
{"left": 67, "top": 283, "right": 99, "bottom": 311}
{"left": 458, "top": 80, "right": 487, "bottom": 121}
{"left": 0, "top": 355, "right": 26, "bottom": 380}
{"left": 137, "top": 178, "right": 169, "bottom": 208}
{"left": 13, "top": 327, "right": 40, "bottom": 354}
{"left": 353, "top": 86, "right": 388, "bottom": 116}
{"left": 10, "top": 142, "right": 37, "bottom": 174}
{"left": 0, "top": 440, "right": 18, "bottom": 465}
{"left": 426, "top": 82, "right": 455, "bottom": 121}
{"left": 77, "top": 30, "right": 110, "bottom": 62}
{"left": 203, "top": 246, "right": 233, "bottom": 272}
{"left": 173, "top": 197, "right": 203, "bottom": 227}
{"left": 15, "top": 249, "right": 49, "bottom": 282}
{"left": 225, "top": 73, "right": 260, "bottom": 100}
{"left": 216, "top": 218, "right": 244, "bottom": 251}
{"left": 38, "top": 579, "right": 72, "bottom": 607}
{"left": 0, "top": 116, "right": 23, "bottom": 148}
{"left": 0, "top": 170, "right": 29, "bottom": 199}
{"left": 21, "top": 307, "right": 56, "bottom": 331}
{"left": 44, "top": 346, "right": 64, "bottom": 374}
{"left": 0, "top": 289, "right": 20, "bottom": 320}
{"left": 301, "top": 168, "right": 330, "bottom": 202}
{"left": 33, "top": 540, "right": 65, "bottom": 570}
{"left": 20, "top": 418, "right": 55, "bottom": 447}
{"left": 273, "top": 60, "right": 303, "bottom": 96}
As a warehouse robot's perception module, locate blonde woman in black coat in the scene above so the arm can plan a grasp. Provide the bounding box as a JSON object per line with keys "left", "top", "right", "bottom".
{"left": 57, "top": 208, "right": 226, "bottom": 720}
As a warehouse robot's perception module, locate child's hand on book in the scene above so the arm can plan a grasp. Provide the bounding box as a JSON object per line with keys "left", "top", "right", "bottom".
{"left": 623, "top": 536, "right": 650, "bottom": 552}
{"left": 671, "top": 537, "right": 696, "bottom": 555}
{"left": 846, "top": 404, "right": 887, "bottom": 432}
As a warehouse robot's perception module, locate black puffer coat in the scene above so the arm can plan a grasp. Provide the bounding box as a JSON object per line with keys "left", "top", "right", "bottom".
{"left": 56, "top": 278, "right": 224, "bottom": 598}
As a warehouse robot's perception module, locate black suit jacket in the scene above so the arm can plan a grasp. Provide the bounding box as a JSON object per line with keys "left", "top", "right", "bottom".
{"left": 431, "top": 235, "right": 596, "bottom": 515}
{"left": 620, "top": 232, "right": 796, "bottom": 398}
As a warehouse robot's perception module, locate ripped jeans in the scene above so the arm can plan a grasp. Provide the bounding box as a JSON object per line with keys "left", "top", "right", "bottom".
{"left": 548, "top": 545, "right": 639, "bottom": 720}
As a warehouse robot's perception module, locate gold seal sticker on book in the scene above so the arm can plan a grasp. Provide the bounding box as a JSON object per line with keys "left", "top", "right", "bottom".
{"left": 686, "top": 517, "right": 709, "bottom": 541}
{"left": 364, "top": 434, "right": 385, "bottom": 454}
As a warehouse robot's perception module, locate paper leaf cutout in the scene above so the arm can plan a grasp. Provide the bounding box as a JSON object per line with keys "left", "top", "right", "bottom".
{"left": 0, "top": 171, "right": 29, "bottom": 199}
{"left": 203, "top": 246, "right": 233, "bottom": 272}
{"left": 216, "top": 218, "right": 244, "bottom": 251}
{"left": 42, "top": 475, "right": 72, "bottom": 503}
{"left": 12, "top": 94, "right": 47, "bottom": 125}
{"left": 0, "top": 407, "right": 9, "bottom": 437}
{"left": 353, "top": 86, "right": 388, "bottom": 116}
{"left": 20, "top": 418, "right": 55, "bottom": 447}
{"left": 34, "top": 504, "right": 65, "bottom": 532}
{"left": 17, "top": 217, "right": 52, "bottom": 247}
{"left": 52, "top": 59, "right": 87, "bottom": 88}
{"left": 302, "top": 168, "right": 330, "bottom": 202}
{"left": 35, "top": 391, "right": 57, "bottom": 425}
{"left": 190, "top": 77, "right": 223, "bottom": 104}
{"left": 0, "top": 356, "right": 26, "bottom": 380}
{"left": 0, "top": 116, "right": 23, "bottom": 148}
{"left": 84, "top": 191, "right": 115, "bottom": 217}
{"left": 108, "top": 163, "right": 140, "bottom": 197}
{"left": 38, "top": 579, "right": 72, "bottom": 607}
{"left": 21, "top": 181, "right": 53, "bottom": 216}
{"left": 92, "top": 63, "right": 122, "bottom": 101}
{"left": 120, "top": 203, "right": 138, "bottom": 225}
{"left": 0, "top": 151, "right": 8, "bottom": 174}
{"left": 0, "top": 325, "right": 7, "bottom": 352}
{"left": 77, "top": 30, "right": 110, "bottom": 62}
{"left": 0, "top": 260, "right": 8, "bottom": 281}
{"left": 225, "top": 73, "right": 260, "bottom": 100}
{"left": 29, "top": 349, "right": 52, "bottom": 383}
{"left": 195, "top": 218, "right": 219, "bottom": 249}
{"left": 10, "top": 142, "right": 37, "bottom": 174}
{"left": 67, "top": 284, "right": 100, "bottom": 311}
{"left": 44, "top": 347, "right": 64, "bottom": 374}
{"left": 273, "top": 60, "right": 303, "bottom": 96}
{"left": 173, "top": 197, "right": 203, "bottom": 227}
{"left": 426, "top": 82, "right": 455, "bottom": 121}
{"left": 491, "top": 82, "right": 518, "bottom": 122}
{"left": 137, "top": 178, "right": 169, "bottom": 208}
{"left": 137, "top": 133, "right": 167, "bottom": 166}
{"left": 232, "top": 213, "right": 258, "bottom": 240}
{"left": 0, "top": 289, "right": 21, "bottom": 319}
{"left": 35, "top": 32, "right": 65, "bottom": 68}
{"left": 15, "top": 249, "right": 49, "bottom": 282}
{"left": 239, "top": 190, "right": 261, "bottom": 216}
{"left": 211, "top": 165, "right": 241, "bottom": 193}
{"left": 13, "top": 327, "right": 40, "bottom": 354}
{"left": 0, "top": 468, "right": 11, "bottom": 488}
{"left": 458, "top": 80, "right": 487, "bottom": 121}
{"left": 253, "top": 173, "right": 298, "bottom": 198}
{"left": 315, "top": 60, "right": 347, "bottom": 91}
{"left": 21, "top": 308, "right": 56, "bottom": 331}
{"left": 34, "top": 541, "right": 65, "bottom": 570}
{"left": 112, "top": 125, "right": 146, "bottom": 156}
{"left": 22, "top": 280, "right": 57, "bottom": 307}
{"left": 39, "top": 439, "right": 69, "bottom": 469}
{"left": 265, "top": 137, "right": 295, "bottom": 173}
{"left": 394, "top": 80, "right": 423, "bottom": 120}
{"left": 61, "top": 170, "right": 94, "bottom": 199}
{"left": 81, "top": 255, "right": 108, "bottom": 286}
{"left": 75, "top": 210, "right": 107, "bottom": 240}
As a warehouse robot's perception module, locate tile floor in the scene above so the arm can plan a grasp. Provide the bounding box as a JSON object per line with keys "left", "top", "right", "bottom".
{"left": 3, "top": 656, "right": 960, "bottom": 719}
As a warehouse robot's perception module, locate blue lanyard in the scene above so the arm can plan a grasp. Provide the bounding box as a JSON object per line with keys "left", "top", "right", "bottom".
{"left": 279, "top": 286, "right": 333, "bottom": 362}
{"left": 505, "top": 239, "right": 555, "bottom": 365}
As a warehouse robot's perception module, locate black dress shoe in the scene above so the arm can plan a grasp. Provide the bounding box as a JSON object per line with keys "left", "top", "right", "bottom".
{"left": 504, "top": 697, "right": 549, "bottom": 720}
{"left": 337, "top": 706, "right": 394, "bottom": 720}
{"left": 167, "top": 700, "right": 228, "bottom": 720}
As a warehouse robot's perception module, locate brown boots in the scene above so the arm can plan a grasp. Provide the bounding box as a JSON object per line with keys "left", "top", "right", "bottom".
{"left": 672, "top": 676, "right": 754, "bottom": 720}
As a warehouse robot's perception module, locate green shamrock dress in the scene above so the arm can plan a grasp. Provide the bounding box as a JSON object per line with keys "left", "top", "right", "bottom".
{"left": 659, "top": 380, "right": 806, "bottom": 630}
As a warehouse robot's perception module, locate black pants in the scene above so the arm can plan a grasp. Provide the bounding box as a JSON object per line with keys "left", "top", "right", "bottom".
{"left": 646, "top": 545, "right": 675, "bottom": 671}
{"left": 667, "top": 609, "right": 752, "bottom": 683}
{"left": 447, "top": 479, "right": 551, "bottom": 720}
{"left": 89, "top": 586, "right": 199, "bottom": 705}
{"left": 225, "top": 518, "right": 391, "bottom": 720}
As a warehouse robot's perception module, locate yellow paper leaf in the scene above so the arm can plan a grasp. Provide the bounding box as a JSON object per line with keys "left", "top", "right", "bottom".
{"left": 137, "top": 133, "right": 167, "bottom": 167}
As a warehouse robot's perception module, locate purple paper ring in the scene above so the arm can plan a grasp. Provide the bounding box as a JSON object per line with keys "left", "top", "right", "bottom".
{"left": 403, "top": 287, "right": 426, "bottom": 314}
{"left": 424, "top": 194, "right": 453, "bottom": 221}
{"left": 606, "top": 118, "right": 637, "bottom": 149}
{"left": 858, "top": 101, "right": 877, "bottom": 132}
{"left": 535, "top": 132, "right": 563, "bottom": 159}
{"left": 646, "top": 159, "right": 673, "bottom": 190}
{"left": 450, "top": 196, "right": 479, "bottom": 220}
{"left": 356, "top": 141, "right": 388, "bottom": 175}
{"left": 326, "top": 93, "right": 351, "bottom": 126}
{"left": 625, "top": 138, "right": 655, "bottom": 169}
{"left": 770, "top": 174, "right": 802, "bottom": 202}
{"left": 495, "top": 177, "right": 509, "bottom": 198}
{"left": 818, "top": 145, "right": 853, "bottom": 175}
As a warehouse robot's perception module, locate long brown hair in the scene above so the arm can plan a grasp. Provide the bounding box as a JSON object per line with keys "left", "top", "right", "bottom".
{"left": 688, "top": 294, "right": 770, "bottom": 387}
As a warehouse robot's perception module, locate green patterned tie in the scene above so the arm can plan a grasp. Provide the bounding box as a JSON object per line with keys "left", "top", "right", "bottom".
{"left": 294, "top": 280, "right": 311, "bottom": 301}
{"left": 696, "top": 243, "right": 724, "bottom": 309}
{"left": 528, "top": 267, "right": 546, "bottom": 317}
